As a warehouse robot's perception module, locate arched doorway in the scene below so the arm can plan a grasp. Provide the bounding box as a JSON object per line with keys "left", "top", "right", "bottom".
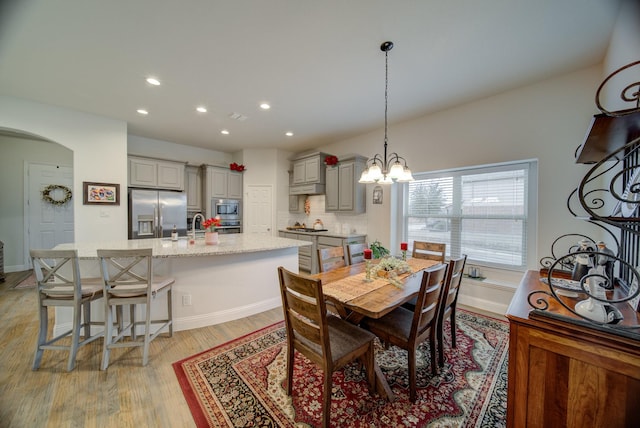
{"left": 0, "top": 128, "right": 74, "bottom": 271}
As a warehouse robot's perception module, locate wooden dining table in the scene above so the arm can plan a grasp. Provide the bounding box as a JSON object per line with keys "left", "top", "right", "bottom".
{"left": 310, "top": 257, "right": 440, "bottom": 400}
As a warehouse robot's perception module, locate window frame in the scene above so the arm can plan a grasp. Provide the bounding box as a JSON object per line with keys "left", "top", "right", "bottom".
{"left": 400, "top": 159, "right": 538, "bottom": 271}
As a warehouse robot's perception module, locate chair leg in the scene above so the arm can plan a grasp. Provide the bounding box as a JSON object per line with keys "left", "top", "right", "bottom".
{"left": 32, "top": 305, "right": 48, "bottom": 370}
{"left": 450, "top": 306, "right": 457, "bottom": 348}
{"left": 142, "top": 302, "right": 152, "bottom": 366}
{"left": 429, "top": 330, "right": 438, "bottom": 376}
{"left": 130, "top": 304, "right": 137, "bottom": 340}
{"left": 322, "top": 370, "right": 332, "bottom": 428}
{"left": 67, "top": 304, "right": 82, "bottom": 371}
{"left": 364, "top": 345, "right": 375, "bottom": 393}
{"left": 408, "top": 346, "right": 417, "bottom": 402}
{"left": 286, "top": 345, "right": 294, "bottom": 395}
{"left": 82, "top": 300, "right": 91, "bottom": 338}
{"left": 437, "top": 318, "right": 445, "bottom": 368}
{"left": 101, "top": 302, "right": 114, "bottom": 370}
{"left": 167, "top": 288, "right": 173, "bottom": 337}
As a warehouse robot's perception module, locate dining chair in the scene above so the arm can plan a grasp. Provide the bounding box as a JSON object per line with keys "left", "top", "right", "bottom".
{"left": 347, "top": 242, "right": 368, "bottom": 265}
{"left": 30, "top": 249, "right": 104, "bottom": 371}
{"left": 361, "top": 264, "right": 448, "bottom": 402}
{"left": 277, "top": 266, "right": 376, "bottom": 428}
{"left": 97, "top": 248, "right": 174, "bottom": 369}
{"left": 317, "top": 246, "right": 347, "bottom": 272}
{"left": 412, "top": 241, "right": 446, "bottom": 263}
{"left": 436, "top": 255, "right": 467, "bottom": 368}
{"left": 402, "top": 241, "right": 447, "bottom": 311}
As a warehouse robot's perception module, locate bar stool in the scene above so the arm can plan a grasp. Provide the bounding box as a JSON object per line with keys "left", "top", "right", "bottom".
{"left": 30, "top": 249, "right": 104, "bottom": 371}
{"left": 97, "top": 248, "right": 174, "bottom": 369}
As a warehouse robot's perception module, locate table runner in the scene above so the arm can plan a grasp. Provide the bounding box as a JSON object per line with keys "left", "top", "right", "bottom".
{"left": 323, "top": 258, "right": 439, "bottom": 303}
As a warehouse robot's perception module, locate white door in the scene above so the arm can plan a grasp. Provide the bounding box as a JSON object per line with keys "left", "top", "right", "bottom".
{"left": 246, "top": 185, "right": 273, "bottom": 235}
{"left": 26, "top": 163, "right": 74, "bottom": 265}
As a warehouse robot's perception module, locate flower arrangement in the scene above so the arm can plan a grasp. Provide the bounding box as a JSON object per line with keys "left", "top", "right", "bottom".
{"left": 202, "top": 217, "right": 221, "bottom": 232}
{"left": 230, "top": 162, "right": 246, "bottom": 172}
{"left": 371, "top": 256, "right": 412, "bottom": 288}
{"left": 324, "top": 155, "right": 339, "bottom": 166}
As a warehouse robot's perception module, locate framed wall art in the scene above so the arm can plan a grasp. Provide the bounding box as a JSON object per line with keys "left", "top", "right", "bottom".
{"left": 83, "top": 182, "right": 120, "bottom": 205}
{"left": 373, "top": 186, "right": 383, "bottom": 204}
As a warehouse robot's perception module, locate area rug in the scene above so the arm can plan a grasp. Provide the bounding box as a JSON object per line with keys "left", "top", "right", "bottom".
{"left": 173, "top": 310, "right": 509, "bottom": 427}
{"left": 9, "top": 270, "right": 35, "bottom": 289}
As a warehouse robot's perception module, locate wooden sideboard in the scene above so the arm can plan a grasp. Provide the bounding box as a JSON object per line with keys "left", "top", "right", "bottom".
{"left": 506, "top": 270, "right": 640, "bottom": 428}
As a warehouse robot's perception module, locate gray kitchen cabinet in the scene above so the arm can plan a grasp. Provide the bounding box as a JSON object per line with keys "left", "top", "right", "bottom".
{"left": 203, "top": 165, "right": 243, "bottom": 218}
{"left": 279, "top": 230, "right": 366, "bottom": 274}
{"left": 325, "top": 155, "right": 367, "bottom": 213}
{"left": 185, "top": 165, "right": 202, "bottom": 211}
{"left": 129, "top": 156, "right": 185, "bottom": 190}
{"left": 289, "top": 152, "right": 333, "bottom": 195}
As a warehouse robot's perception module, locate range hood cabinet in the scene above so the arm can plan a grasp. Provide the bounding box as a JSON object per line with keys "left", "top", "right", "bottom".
{"left": 289, "top": 184, "right": 325, "bottom": 195}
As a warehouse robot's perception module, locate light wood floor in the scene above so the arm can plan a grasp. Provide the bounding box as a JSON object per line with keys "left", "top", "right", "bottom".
{"left": 0, "top": 272, "right": 284, "bottom": 427}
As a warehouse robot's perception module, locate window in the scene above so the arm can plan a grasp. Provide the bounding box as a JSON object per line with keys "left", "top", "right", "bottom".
{"left": 403, "top": 160, "right": 537, "bottom": 270}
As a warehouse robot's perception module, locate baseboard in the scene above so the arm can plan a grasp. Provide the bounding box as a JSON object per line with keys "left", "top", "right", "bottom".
{"left": 174, "top": 297, "right": 282, "bottom": 331}
{"left": 458, "top": 295, "right": 510, "bottom": 317}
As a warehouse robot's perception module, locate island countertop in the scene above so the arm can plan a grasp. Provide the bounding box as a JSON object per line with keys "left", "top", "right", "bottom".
{"left": 54, "top": 233, "right": 311, "bottom": 259}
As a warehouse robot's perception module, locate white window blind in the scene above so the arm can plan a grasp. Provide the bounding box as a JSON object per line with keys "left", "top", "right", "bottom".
{"left": 403, "top": 160, "right": 537, "bottom": 270}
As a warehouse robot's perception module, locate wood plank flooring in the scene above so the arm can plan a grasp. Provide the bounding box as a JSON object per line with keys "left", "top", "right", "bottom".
{"left": 0, "top": 276, "right": 283, "bottom": 427}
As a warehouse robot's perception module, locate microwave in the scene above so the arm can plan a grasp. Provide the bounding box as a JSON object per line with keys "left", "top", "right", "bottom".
{"left": 213, "top": 198, "right": 241, "bottom": 220}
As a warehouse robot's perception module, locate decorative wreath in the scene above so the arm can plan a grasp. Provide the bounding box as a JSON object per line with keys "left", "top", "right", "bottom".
{"left": 42, "top": 184, "right": 73, "bottom": 206}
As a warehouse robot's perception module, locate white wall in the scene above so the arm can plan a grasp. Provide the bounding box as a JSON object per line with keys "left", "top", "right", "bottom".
{"left": 0, "top": 96, "right": 128, "bottom": 250}
{"left": 319, "top": 65, "right": 603, "bottom": 275}
{"left": 128, "top": 134, "right": 233, "bottom": 167}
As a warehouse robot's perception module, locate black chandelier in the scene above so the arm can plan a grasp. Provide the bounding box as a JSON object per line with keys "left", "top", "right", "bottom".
{"left": 359, "top": 41, "right": 414, "bottom": 184}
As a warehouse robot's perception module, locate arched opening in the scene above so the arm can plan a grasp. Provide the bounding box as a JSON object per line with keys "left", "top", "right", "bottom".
{"left": 0, "top": 128, "right": 74, "bottom": 273}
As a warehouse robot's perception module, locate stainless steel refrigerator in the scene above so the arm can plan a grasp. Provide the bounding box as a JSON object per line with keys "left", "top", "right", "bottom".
{"left": 129, "top": 189, "right": 187, "bottom": 239}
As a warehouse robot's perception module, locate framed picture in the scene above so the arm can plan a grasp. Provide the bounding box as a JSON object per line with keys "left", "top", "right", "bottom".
{"left": 373, "top": 186, "right": 383, "bottom": 204}
{"left": 83, "top": 182, "right": 120, "bottom": 205}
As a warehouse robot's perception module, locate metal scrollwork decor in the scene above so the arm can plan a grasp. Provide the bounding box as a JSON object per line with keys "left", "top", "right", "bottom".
{"left": 41, "top": 184, "right": 72, "bottom": 206}
{"left": 535, "top": 61, "right": 640, "bottom": 334}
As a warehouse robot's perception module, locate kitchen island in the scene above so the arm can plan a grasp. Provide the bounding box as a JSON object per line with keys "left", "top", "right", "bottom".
{"left": 53, "top": 234, "right": 310, "bottom": 334}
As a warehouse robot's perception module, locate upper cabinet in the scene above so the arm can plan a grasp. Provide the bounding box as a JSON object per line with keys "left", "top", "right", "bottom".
{"left": 289, "top": 152, "right": 333, "bottom": 195}
{"left": 185, "top": 165, "right": 202, "bottom": 211}
{"left": 325, "top": 155, "right": 367, "bottom": 213}
{"left": 128, "top": 156, "right": 185, "bottom": 190}
{"left": 202, "top": 165, "right": 243, "bottom": 217}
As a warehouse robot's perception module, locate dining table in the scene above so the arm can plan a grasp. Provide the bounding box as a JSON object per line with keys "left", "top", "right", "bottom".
{"left": 311, "top": 257, "right": 440, "bottom": 400}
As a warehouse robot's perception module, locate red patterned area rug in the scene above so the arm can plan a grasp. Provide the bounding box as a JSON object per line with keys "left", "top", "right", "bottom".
{"left": 173, "top": 310, "right": 509, "bottom": 427}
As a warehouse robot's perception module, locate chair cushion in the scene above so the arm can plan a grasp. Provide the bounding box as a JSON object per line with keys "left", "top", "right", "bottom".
{"left": 362, "top": 307, "right": 413, "bottom": 342}
{"left": 108, "top": 276, "right": 175, "bottom": 297}
{"left": 41, "top": 277, "right": 104, "bottom": 299}
{"left": 294, "top": 315, "right": 375, "bottom": 363}
{"left": 326, "top": 315, "right": 375, "bottom": 362}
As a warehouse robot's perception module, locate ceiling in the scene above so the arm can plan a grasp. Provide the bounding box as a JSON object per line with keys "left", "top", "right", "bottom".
{"left": 0, "top": 0, "right": 622, "bottom": 153}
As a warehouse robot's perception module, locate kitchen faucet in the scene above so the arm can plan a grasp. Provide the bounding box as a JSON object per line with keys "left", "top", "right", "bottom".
{"left": 191, "top": 213, "right": 206, "bottom": 239}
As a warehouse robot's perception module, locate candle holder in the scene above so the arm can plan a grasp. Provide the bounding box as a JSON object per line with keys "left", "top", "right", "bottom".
{"left": 364, "top": 260, "right": 373, "bottom": 282}
{"left": 401, "top": 250, "right": 407, "bottom": 261}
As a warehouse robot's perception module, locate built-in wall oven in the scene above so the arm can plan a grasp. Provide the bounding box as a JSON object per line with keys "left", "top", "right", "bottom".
{"left": 213, "top": 198, "right": 242, "bottom": 234}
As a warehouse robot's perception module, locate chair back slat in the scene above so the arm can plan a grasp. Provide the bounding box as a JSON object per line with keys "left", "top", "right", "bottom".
{"left": 412, "top": 241, "right": 446, "bottom": 263}
{"left": 347, "top": 243, "right": 368, "bottom": 265}
{"left": 318, "top": 246, "right": 347, "bottom": 272}
{"left": 30, "top": 249, "right": 82, "bottom": 298}
{"left": 98, "top": 248, "right": 153, "bottom": 296}
{"left": 441, "top": 255, "right": 467, "bottom": 311}
{"left": 412, "top": 265, "right": 448, "bottom": 335}
{"left": 278, "top": 267, "right": 330, "bottom": 359}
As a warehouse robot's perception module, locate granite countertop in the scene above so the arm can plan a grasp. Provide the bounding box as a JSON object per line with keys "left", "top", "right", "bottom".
{"left": 279, "top": 229, "right": 367, "bottom": 239}
{"left": 54, "top": 234, "right": 311, "bottom": 259}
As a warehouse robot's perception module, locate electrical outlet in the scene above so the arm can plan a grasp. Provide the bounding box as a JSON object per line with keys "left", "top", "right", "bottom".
{"left": 182, "top": 294, "right": 192, "bottom": 306}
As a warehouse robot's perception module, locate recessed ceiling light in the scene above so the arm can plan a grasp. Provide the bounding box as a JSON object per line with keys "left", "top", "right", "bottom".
{"left": 137, "top": 109, "right": 149, "bottom": 115}
{"left": 285, "top": 132, "right": 294, "bottom": 137}
{"left": 221, "top": 129, "right": 230, "bottom": 135}
{"left": 146, "top": 77, "right": 160, "bottom": 86}
{"left": 196, "top": 106, "right": 207, "bottom": 113}
{"left": 259, "top": 103, "right": 270, "bottom": 110}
